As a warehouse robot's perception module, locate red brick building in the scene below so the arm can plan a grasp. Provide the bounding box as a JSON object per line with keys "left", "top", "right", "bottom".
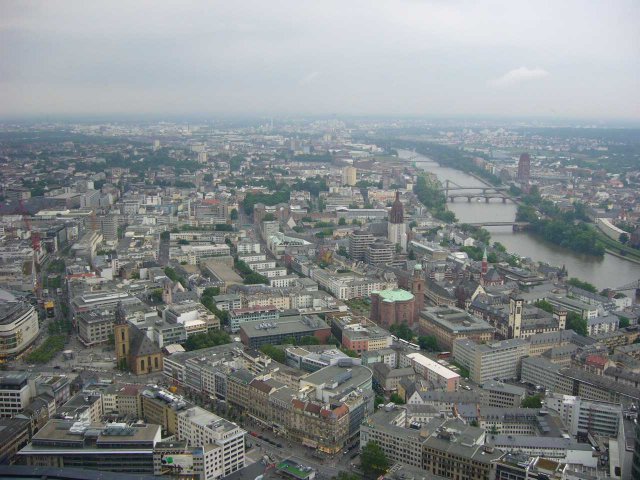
{"left": 370, "top": 289, "right": 415, "bottom": 329}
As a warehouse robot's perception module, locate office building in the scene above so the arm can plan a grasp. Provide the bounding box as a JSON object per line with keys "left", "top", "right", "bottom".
{"left": 176, "top": 406, "right": 246, "bottom": 478}
{"left": 18, "top": 420, "right": 161, "bottom": 474}
{"left": 453, "top": 338, "right": 530, "bottom": 384}
{"left": 402, "top": 352, "right": 460, "bottom": 392}
{"left": 517, "top": 153, "right": 530, "bottom": 183}
{"left": 348, "top": 230, "right": 374, "bottom": 261}
{"left": 544, "top": 393, "right": 622, "bottom": 438}
{"left": 0, "top": 372, "right": 31, "bottom": 417}
{"left": 364, "top": 239, "right": 394, "bottom": 265}
{"left": 342, "top": 166, "right": 357, "bottom": 186}
{"left": 420, "top": 307, "right": 495, "bottom": 351}
{"left": 239, "top": 314, "right": 330, "bottom": 349}
{"left": 360, "top": 410, "right": 503, "bottom": 479}
{"left": 0, "top": 301, "right": 39, "bottom": 359}
{"left": 480, "top": 381, "right": 526, "bottom": 408}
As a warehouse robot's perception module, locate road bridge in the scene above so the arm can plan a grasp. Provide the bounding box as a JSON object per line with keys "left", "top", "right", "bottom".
{"left": 464, "top": 221, "right": 531, "bottom": 231}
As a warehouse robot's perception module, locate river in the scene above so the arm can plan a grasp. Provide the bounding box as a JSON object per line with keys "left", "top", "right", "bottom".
{"left": 399, "top": 149, "right": 639, "bottom": 291}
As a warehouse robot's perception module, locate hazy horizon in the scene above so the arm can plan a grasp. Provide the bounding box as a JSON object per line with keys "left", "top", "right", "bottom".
{"left": 1, "top": 1, "right": 639, "bottom": 120}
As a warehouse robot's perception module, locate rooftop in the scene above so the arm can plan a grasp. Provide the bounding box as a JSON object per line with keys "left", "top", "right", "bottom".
{"left": 373, "top": 288, "right": 414, "bottom": 302}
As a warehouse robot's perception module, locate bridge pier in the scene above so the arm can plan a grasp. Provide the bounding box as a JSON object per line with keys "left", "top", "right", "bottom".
{"left": 502, "top": 197, "right": 507, "bottom": 203}
{"left": 467, "top": 197, "right": 472, "bottom": 203}
{"left": 485, "top": 197, "right": 489, "bottom": 203}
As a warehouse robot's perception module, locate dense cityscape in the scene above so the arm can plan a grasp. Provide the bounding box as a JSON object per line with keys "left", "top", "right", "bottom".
{"left": 1, "top": 1, "right": 639, "bottom": 480}
{"left": 0, "top": 119, "right": 637, "bottom": 480}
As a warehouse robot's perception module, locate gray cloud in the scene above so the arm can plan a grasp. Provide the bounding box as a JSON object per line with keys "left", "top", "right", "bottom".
{"left": 0, "top": 0, "right": 638, "bottom": 119}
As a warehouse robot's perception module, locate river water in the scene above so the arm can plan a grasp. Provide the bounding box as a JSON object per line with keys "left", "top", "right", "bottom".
{"left": 399, "top": 150, "right": 639, "bottom": 290}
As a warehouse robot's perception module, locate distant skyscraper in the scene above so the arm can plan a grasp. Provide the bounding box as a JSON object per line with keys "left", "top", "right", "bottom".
{"left": 517, "top": 153, "right": 531, "bottom": 183}
{"left": 342, "top": 166, "right": 357, "bottom": 186}
{"left": 388, "top": 191, "right": 407, "bottom": 252}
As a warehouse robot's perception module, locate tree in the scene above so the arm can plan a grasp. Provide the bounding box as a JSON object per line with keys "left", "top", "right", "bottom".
{"left": 390, "top": 393, "right": 405, "bottom": 405}
{"left": 534, "top": 300, "right": 554, "bottom": 314}
{"left": 338, "top": 217, "right": 347, "bottom": 226}
{"left": 567, "top": 277, "right": 597, "bottom": 293}
{"left": 619, "top": 316, "right": 630, "bottom": 328}
{"left": 619, "top": 233, "right": 629, "bottom": 244}
{"left": 263, "top": 213, "right": 276, "bottom": 221}
{"left": 150, "top": 288, "right": 163, "bottom": 303}
{"left": 521, "top": 395, "right": 542, "bottom": 408}
{"left": 389, "top": 322, "right": 413, "bottom": 342}
{"left": 408, "top": 249, "right": 416, "bottom": 260}
{"left": 566, "top": 312, "right": 587, "bottom": 336}
{"left": 417, "top": 335, "right": 439, "bottom": 352}
{"left": 360, "top": 441, "right": 390, "bottom": 478}
{"left": 230, "top": 208, "right": 238, "bottom": 220}
{"left": 184, "top": 330, "right": 231, "bottom": 351}
{"left": 260, "top": 344, "right": 285, "bottom": 363}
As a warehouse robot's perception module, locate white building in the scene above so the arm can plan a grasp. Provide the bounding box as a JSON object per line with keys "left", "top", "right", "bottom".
{"left": 176, "top": 406, "right": 246, "bottom": 480}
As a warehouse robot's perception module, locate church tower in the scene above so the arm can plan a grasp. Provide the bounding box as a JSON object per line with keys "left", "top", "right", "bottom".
{"left": 411, "top": 263, "right": 425, "bottom": 323}
{"left": 114, "top": 302, "right": 130, "bottom": 369}
{"left": 508, "top": 296, "right": 523, "bottom": 339}
{"left": 388, "top": 191, "right": 407, "bottom": 252}
{"left": 162, "top": 279, "right": 173, "bottom": 304}
{"left": 481, "top": 248, "right": 488, "bottom": 276}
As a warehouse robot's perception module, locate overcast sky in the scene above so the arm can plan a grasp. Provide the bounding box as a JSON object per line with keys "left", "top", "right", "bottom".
{"left": 1, "top": 1, "right": 638, "bottom": 120}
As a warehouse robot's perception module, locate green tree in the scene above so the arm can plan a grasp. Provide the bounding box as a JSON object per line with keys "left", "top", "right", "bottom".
{"left": 417, "top": 335, "right": 439, "bottom": 352}
{"left": 618, "top": 316, "right": 630, "bottom": 328}
{"left": 360, "top": 442, "right": 390, "bottom": 478}
{"left": 184, "top": 330, "right": 231, "bottom": 351}
{"left": 566, "top": 312, "right": 587, "bottom": 336}
{"left": 230, "top": 208, "right": 238, "bottom": 220}
{"left": 389, "top": 322, "right": 413, "bottom": 341}
{"left": 390, "top": 393, "right": 405, "bottom": 405}
{"left": 567, "top": 277, "right": 597, "bottom": 293}
{"left": 260, "top": 344, "right": 285, "bottom": 363}
{"left": 521, "top": 395, "right": 542, "bottom": 408}
{"left": 263, "top": 213, "right": 276, "bottom": 221}
{"left": 338, "top": 217, "right": 347, "bottom": 226}
{"left": 534, "top": 300, "right": 554, "bottom": 313}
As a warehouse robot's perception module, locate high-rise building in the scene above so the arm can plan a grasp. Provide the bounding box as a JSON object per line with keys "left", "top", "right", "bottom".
{"left": 342, "top": 166, "right": 357, "bottom": 186}
{"left": 349, "top": 230, "right": 374, "bottom": 261}
{"left": 364, "top": 239, "right": 394, "bottom": 265}
{"left": 387, "top": 191, "right": 407, "bottom": 252}
{"left": 517, "top": 153, "right": 531, "bottom": 183}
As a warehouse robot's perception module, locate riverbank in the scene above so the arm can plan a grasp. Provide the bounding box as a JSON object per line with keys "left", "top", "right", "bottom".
{"left": 398, "top": 147, "right": 640, "bottom": 290}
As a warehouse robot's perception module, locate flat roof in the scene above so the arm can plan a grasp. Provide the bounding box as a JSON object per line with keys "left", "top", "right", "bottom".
{"left": 240, "top": 315, "right": 329, "bottom": 338}
{"left": 406, "top": 352, "right": 460, "bottom": 380}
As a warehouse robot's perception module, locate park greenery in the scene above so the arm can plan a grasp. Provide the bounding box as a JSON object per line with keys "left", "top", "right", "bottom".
{"left": 184, "top": 330, "right": 231, "bottom": 351}
{"left": 260, "top": 344, "right": 285, "bottom": 363}
{"left": 25, "top": 335, "right": 66, "bottom": 363}
{"left": 521, "top": 395, "right": 543, "bottom": 408}
{"left": 242, "top": 188, "right": 290, "bottom": 214}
